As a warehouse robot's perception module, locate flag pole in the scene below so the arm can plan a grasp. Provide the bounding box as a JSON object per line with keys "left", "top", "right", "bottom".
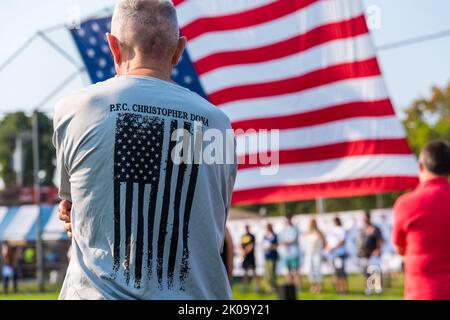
{"left": 32, "top": 111, "right": 45, "bottom": 292}
{"left": 316, "top": 198, "right": 326, "bottom": 214}
{"left": 376, "top": 194, "right": 384, "bottom": 209}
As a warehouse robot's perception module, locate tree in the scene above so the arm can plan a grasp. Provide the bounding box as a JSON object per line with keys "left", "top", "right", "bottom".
{"left": 403, "top": 82, "right": 450, "bottom": 155}
{"left": 0, "top": 112, "right": 54, "bottom": 189}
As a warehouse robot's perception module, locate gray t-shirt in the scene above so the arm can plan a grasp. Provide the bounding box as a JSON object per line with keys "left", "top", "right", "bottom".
{"left": 53, "top": 76, "right": 237, "bottom": 300}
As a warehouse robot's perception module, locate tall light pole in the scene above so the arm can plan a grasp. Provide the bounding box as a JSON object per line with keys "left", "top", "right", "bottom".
{"left": 316, "top": 198, "right": 326, "bottom": 214}
{"left": 32, "top": 110, "right": 45, "bottom": 292}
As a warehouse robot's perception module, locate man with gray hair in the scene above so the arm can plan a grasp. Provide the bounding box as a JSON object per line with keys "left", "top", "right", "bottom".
{"left": 54, "top": 0, "right": 237, "bottom": 299}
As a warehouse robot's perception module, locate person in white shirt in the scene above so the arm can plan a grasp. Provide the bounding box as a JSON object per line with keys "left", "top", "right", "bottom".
{"left": 304, "top": 218, "right": 326, "bottom": 293}
{"left": 54, "top": 0, "right": 237, "bottom": 300}
{"left": 326, "top": 216, "right": 348, "bottom": 294}
{"left": 279, "top": 215, "right": 301, "bottom": 291}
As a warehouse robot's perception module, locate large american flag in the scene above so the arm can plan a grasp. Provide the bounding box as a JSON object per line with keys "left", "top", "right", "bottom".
{"left": 71, "top": 0, "right": 418, "bottom": 206}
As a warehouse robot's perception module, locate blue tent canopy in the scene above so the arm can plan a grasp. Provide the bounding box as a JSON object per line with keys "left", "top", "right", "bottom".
{"left": 0, "top": 205, "right": 68, "bottom": 241}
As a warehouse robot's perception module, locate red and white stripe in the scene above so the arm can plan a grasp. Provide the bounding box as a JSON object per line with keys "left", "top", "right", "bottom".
{"left": 175, "top": 0, "right": 418, "bottom": 205}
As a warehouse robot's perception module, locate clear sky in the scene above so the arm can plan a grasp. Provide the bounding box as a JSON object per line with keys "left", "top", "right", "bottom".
{"left": 0, "top": 0, "right": 450, "bottom": 117}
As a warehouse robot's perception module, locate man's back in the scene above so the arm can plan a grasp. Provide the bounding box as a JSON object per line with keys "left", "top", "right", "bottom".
{"left": 53, "top": 76, "right": 236, "bottom": 299}
{"left": 393, "top": 177, "right": 450, "bottom": 299}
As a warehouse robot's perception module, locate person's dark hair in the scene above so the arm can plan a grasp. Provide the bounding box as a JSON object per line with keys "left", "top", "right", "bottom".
{"left": 419, "top": 140, "right": 450, "bottom": 176}
{"left": 334, "top": 216, "right": 342, "bottom": 226}
{"left": 285, "top": 213, "right": 294, "bottom": 224}
{"left": 364, "top": 210, "right": 371, "bottom": 224}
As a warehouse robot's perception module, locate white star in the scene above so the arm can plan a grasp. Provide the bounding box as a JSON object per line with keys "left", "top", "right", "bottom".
{"left": 91, "top": 23, "right": 100, "bottom": 32}
{"left": 77, "top": 28, "right": 86, "bottom": 37}
{"left": 101, "top": 44, "right": 109, "bottom": 54}
{"left": 87, "top": 48, "right": 95, "bottom": 58}
{"left": 98, "top": 58, "right": 107, "bottom": 68}
{"left": 184, "top": 76, "right": 192, "bottom": 84}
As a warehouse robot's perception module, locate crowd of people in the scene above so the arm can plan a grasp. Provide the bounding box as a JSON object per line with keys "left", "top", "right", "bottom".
{"left": 0, "top": 243, "right": 67, "bottom": 295}
{"left": 232, "top": 211, "right": 385, "bottom": 296}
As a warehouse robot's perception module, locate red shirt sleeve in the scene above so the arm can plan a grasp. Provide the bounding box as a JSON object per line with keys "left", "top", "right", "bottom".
{"left": 392, "top": 198, "right": 406, "bottom": 248}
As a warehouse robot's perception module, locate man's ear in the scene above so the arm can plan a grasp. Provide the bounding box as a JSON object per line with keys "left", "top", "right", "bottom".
{"left": 106, "top": 33, "right": 121, "bottom": 66}
{"left": 172, "top": 36, "right": 187, "bottom": 66}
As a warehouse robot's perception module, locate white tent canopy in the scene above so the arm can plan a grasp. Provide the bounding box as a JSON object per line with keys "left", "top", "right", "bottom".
{"left": 0, "top": 205, "right": 67, "bottom": 241}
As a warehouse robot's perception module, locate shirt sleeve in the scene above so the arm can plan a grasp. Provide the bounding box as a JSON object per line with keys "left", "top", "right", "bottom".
{"left": 52, "top": 110, "right": 72, "bottom": 202}
{"left": 225, "top": 130, "right": 238, "bottom": 217}
{"left": 392, "top": 199, "right": 406, "bottom": 248}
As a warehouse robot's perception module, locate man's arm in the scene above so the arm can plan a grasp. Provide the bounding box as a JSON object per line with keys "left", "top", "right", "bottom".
{"left": 392, "top": 199, "right": 407, "bottom": 256}
{"left": 53, "top": 102, "right": 73, "bottom": 238}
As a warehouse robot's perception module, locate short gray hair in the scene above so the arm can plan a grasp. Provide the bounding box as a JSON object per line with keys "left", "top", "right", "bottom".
{"left": 112, "top": 0, "right": 179, "bottom": 60}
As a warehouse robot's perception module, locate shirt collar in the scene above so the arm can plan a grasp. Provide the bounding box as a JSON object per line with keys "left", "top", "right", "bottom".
{"left": 420, "top": 176, "right": 449, "bottom": 188}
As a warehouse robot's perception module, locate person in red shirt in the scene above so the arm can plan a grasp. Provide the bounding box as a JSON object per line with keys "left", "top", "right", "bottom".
{"left": 393, "top": 140, "right": 450, "bottom": 300}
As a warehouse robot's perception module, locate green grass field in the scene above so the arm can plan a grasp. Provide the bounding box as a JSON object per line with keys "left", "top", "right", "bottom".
{"left": 0, "top": 274, "right": 404, "bottom": 300}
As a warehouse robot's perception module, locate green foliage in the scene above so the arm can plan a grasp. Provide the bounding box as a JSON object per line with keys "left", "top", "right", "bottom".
{"left": 0, "top": 112, "right": 54, "bottom": 189}
{"left": 403, "top": 82, "right": 450, "bottom": 155}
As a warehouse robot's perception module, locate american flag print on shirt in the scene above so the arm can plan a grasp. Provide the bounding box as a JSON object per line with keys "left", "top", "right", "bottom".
{"left": 112, "top": 113, "right": 200, "bottom": 290}
{"left": 71, "top": 0, "right": 419, "bottom": 207}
